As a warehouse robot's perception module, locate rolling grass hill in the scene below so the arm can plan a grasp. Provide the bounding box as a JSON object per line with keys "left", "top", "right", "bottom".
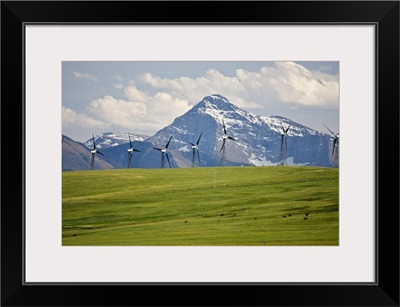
{"left": 62, "top": 166, "right": 339, "bottom": 246}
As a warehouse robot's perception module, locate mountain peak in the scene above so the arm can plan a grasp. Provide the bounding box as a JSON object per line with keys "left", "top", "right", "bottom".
{"left": 192, "top": 94, "right": 239, "bottom": 114}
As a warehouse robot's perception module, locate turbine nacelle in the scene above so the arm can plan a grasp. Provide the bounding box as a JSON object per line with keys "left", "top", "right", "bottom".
{"left": 280, "top": 123, "right": 291, "bottom": 135}
{"left": 324, "top": 124, "right": 339, "bottom": 138}
{"left": 221, "top": 135, "right": 237, "bottom": 141}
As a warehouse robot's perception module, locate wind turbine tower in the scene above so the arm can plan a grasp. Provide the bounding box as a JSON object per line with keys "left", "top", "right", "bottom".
{"left": 278, "top": 123, "right": 291, "bottom": 166}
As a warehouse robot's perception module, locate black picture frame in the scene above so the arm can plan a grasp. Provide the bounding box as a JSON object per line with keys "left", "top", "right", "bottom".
{"left": 1, "top": 1, "right": 399, "bottom": 306}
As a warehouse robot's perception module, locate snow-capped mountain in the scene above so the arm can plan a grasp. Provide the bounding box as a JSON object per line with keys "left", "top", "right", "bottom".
{"left": 63, "top": 94, "right": 337, "bottom": 170}
{"left": 144, "top": 94, "right": 334, "bottom": 167}
{"left": 84, "top": 132, "right": 148, "bottom": 149}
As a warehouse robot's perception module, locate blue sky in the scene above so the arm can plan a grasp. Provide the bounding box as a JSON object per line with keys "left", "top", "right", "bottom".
{"left": 62, "top": 61, "right": 339, "bottom": 142}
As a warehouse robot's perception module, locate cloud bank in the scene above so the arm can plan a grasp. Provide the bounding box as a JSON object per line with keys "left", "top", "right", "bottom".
{"left": 64, "top": 62, "right": 339, "bottom": 139}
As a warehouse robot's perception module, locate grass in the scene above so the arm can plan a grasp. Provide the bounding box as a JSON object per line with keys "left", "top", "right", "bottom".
{"left": 62, "top": 166, "right": 339, "bottom": 246}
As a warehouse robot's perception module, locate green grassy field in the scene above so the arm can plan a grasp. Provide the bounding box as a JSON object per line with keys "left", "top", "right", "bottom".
{"left": 62, "top": 166, "right": 339, "bottom": 246}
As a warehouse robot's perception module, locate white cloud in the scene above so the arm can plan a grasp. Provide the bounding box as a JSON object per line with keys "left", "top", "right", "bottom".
{"left": 136, "top": 62, "right": 339, "bottom": 110}
{"left": 88, "top": 96, "right": 147, "bottom": 127}
{"left": 64, "top": 62, "right": 339, "bottom": 139}
{"left": 78, "top": 88, "right": 192, "bottom": 134}
{"left": 73, "top": 71, "right": 98, "bottom": 81}
{"left": 268, "top": 62, "right": 338, "bottom": 107}
{"left": 124, "top": 85, "right": 148, "bottom": 102}
{"left": 62, "top": 106, "right": 106, "bottom": 128}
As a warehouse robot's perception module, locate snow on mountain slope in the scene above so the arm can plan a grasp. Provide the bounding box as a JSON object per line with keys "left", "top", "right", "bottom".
{"left": 84, "top": 132, "right": 148, "bottom": 149}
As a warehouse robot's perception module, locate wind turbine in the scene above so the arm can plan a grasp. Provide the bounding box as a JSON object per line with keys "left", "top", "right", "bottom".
{"left": 278, "top": 123, "right": 291, "bottom": 166}
{"left": 323, "top": 124, "right": 339, "bottom": 157}
{"left": 219, "top": 119, "right": 237, "bottom": 166}
{"left": 154, "top": 136, "right": 173, "bottom": 168}
{"left": 189, "top": 132, "right": 202, "bottom": 167}
{"left": 90, "top": 134, "right": 104, "bottom": 170}
{"left": 127, "top": 133, "right": 141, "bottom": 168}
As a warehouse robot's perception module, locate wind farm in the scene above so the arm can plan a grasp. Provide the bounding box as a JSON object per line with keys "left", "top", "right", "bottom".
{"left": 63, "top": 95, "right": 338, "bottom": 170}
{"left": 62, "top": 95, "right": 339, "bottom": 246}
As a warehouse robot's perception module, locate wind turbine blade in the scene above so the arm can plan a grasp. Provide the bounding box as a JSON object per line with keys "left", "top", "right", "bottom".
{"left": 129, "top": 134, "right": 132, "bottom": 148}
{"left": 134, "top": 149, "right": 141, "bottom": 152}
{"left": 92, "top": 134, "right": 96, "bottom": 149}
{"left": 222, "top": 120, "right": 227, "bottom": 135}
{"left": 285, "top": 125, "right": 291, "bottom": 134}
{"left": 189, "top": 142, "right": 196, "bottom": 147}
{"left": 228, "top": 136, "right": 237, "bottom": 141}
{"left": 197, "top": 132, "right": 202, "bottom": 145}
{"left": 166, "top": 152, "right": 171, "bottom": 168}
{"left": 166, "top": 136, "right": 173, "bottom": 148}
{"left": 154, "top": 147, "right": 162, "bottom": 151}
{"left": 220, "top": 140, "right": 226, "bottom": 152}
{"left": 192, "top": 149, "right": 195, "bottom": 164}
{"left": 323, "top": 124, "right": 335, "bottom": 136}
{"left": 97, "top": 151, "right": 105, "bottom": 156}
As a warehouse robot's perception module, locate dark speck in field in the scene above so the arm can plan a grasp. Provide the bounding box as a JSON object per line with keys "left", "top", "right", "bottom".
{"left": 304, "top": 217, "right": 308, "bottom": 220}
{"left": 221, "top": 214, "right": 224, "bottom": 216}
{"left": 73, "top": 234, "right": 77, "bottom": 236}
{"left": 283, "top": 216, "right": 286, "bottom": 218}
{"left": 288, "top": 214, "right": 292, "bottom": 217}
{"left": 305, "top": 213, "right": 309, "bottom": 216}
{"left": 254, "top": 217, "right": 257, "bottom": 220}
{"left": 233, "top": 213, "right": 236, "bottom": 216}
{"left": 184, "top": 221, "right": 188, "bottom": 223}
